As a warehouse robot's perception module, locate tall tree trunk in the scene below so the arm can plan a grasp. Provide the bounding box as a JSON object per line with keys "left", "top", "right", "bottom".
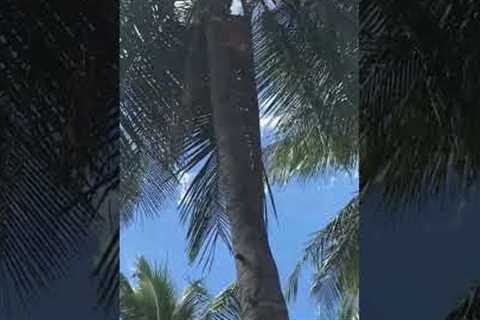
{"left": 204, "top": 1, "right": 289, "bottom": 319}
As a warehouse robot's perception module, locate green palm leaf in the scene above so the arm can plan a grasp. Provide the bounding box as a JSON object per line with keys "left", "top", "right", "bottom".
{"left": 255, "top": 0, "right": 358, "bottom": 184}
{"left": 120, "top": 256, "right": 240, "bottom": 320}
{"left": 287, "top": 196, "right": 359, "bottom": 319}
{"left": 201, "top": 283, "right": 241, "bottom": 320}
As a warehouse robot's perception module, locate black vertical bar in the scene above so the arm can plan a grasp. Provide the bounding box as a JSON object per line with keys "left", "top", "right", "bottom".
{"left": 360, "top": 1, "right": 480, "bottom": 319}
{"left": 0, "top": 0, "right": 119, "bottom": 319}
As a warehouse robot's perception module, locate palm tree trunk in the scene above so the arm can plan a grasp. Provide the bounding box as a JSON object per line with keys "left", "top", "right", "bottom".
{"left": 204, "top": 1, "right": 289, "bottom": 319}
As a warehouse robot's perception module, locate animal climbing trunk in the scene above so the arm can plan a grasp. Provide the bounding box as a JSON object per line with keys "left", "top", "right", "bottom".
{"left": 204, "top": 1, "right": 289, "bottom": 319}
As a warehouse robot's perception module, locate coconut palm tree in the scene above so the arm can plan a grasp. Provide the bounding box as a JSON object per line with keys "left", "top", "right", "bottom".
{"left": 120, "top": 0, "right": 359, "bottom": 319}
{"left": 120, "top": 256, "right": 240, "bottom": 320}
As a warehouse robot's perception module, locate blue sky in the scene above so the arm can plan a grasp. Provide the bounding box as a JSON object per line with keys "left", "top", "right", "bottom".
{"left": 120, "top": 169, "right": 357, "bottom": 319}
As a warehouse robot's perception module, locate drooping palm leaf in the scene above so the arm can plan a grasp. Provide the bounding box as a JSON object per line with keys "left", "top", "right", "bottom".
{"left": 120, "top": 0, "right": 187, "bottom": 226}
{"left": 287, "top": 196, "right": 359, "bottom": 319}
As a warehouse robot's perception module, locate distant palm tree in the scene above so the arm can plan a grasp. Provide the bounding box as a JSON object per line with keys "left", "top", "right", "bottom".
{"left": 120, "top": 256, "right": 240, "bottom": 320}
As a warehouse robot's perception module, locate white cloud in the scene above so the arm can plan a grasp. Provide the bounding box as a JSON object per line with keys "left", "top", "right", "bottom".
{"left": 230, "top": 0, "right": 244, "bottom": 15}
{"left": 260, "top": 114, "right": 280, "bottom": 131}
{"left": 177, "top": 172, "right": 192, "bottom": 204}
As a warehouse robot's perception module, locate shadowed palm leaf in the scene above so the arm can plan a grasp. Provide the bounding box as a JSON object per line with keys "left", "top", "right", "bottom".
{"left": 361, "top": 1, "right": 480, "bottom": 319}
{"left": 120, "top": 0, "right": 185, "bottom": 226}
{"left": 0, "top": 0, "right": 118, "bottom": 313}
{"left": 361, "top": 0, "right": 480, "bottom": 206}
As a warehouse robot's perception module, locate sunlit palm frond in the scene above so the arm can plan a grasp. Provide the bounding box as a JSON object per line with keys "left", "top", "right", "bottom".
{"left": 254, "top": 0, "right": 358, "bottom": 184}
{"left": 264, "top": 125, "right": 357, "bottom": 185}
{"left": 178, "top": 151, "right": 232, "bottom": 269}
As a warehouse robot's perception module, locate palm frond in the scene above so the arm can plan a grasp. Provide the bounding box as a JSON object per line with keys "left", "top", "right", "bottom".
{"left": 253, "top": 0, "right": 358, "bottom": 184}
{"left": 119, "top": 0, "right": 188, "bottom": 225}
{"left": 0, "top": 0, "right": 119, "bottom": 313}
{"left": 201, "top": 283, "right": 241, "bottom": 320}
{"left": 92, "top": 228, "right": 120, "bottom": 310}
{"left": 287, "top": 196, "right": 359, "bottom": 318}
{"left": 174, "top": 280, "right": 210, "bottom": 320}
{"left": 120, "top": 257, "right": 178, "bottom": 320}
